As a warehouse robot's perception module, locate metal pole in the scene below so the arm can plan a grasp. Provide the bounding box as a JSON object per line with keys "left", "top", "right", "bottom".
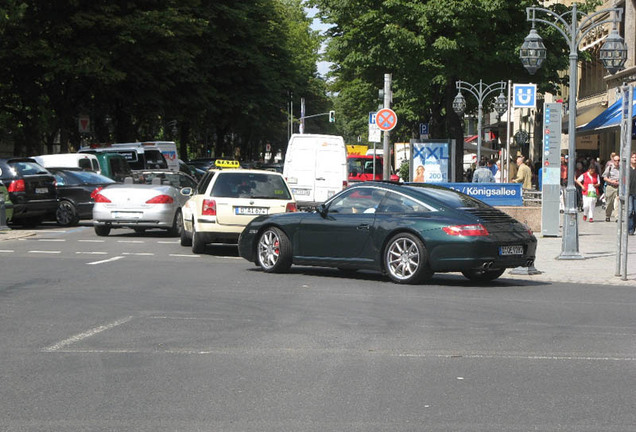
{"left": 477, "top": 80, "right": 483, "bottom": 164}
{"left": 558, "top": 6, "right": 582, "bottom": 260}
{"left": 382, "top": 73, "right": 392, "bottom": 180}
{"left": 300, "top": 97, "right": 305, "bottom": 134}
{"left": 506, "top": 80, "right": 512, "bottom": 182}
{"left": 617, "top": 84, "right": 632, "bottom": 279}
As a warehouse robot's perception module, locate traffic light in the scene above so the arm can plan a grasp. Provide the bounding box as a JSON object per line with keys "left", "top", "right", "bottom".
{"left": 329, "top": 110, "right": 335, "bottom": 123}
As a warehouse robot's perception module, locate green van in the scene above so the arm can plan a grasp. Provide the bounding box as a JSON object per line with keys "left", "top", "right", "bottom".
{"left": 90, "top": 152, "right": 132, "bottom": 182}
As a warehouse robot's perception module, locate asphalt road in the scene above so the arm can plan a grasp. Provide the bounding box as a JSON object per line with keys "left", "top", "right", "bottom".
{"left": 1, "top": 224, "right": 635, "bottom": 431}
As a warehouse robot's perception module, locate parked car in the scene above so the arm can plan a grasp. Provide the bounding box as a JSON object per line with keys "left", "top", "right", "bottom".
{"left": 80, "top": 144, "right": 167, "bottom": 171}
{"left": 46, "top": 167, "right": 116, "bottom": 226}
{"left": 0, "top": 182, "right": 13, "bottom": 223}
{"left": 0, "top": 158, "right": 58, "bottom": 227}
{"left": 180, "top": 164, "right": 297, "bottom": 253}
{"left": 238, "top": 182, "right": 537, "bottom": 284}
{"left": 92, "top": 170, "right": 196, "bottom": 236}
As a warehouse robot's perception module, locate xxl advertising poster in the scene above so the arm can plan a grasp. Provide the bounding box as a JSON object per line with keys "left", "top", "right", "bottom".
{"left": 410, "top": 140, "right": 453, "bottom": 183}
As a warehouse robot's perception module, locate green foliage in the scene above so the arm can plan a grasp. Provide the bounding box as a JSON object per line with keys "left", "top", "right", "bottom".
{"left": 0, "top": 0, "right": 325, "bottom": 158}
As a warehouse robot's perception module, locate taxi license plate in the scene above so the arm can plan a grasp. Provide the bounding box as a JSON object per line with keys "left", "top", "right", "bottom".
{"left": 35, "top": 187, "right": 48, "bottom": 194}
{"left": 292, "top": 188, "right": 310, "bottom": 196}
{"left": 499, "top": 245, "right": 524, "bottom": 256}
{"left": 235, "top": 207, "right": 268, "bottom": 215}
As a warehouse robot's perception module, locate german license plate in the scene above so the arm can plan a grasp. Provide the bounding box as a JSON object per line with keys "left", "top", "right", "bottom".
{"left": 35, "top": 187, "right": 48, "bottom": 194}
{"left": 112, "top": 211, "right": 142, "bottom": 219}
{"left": 499, "top": 245, "right": 524, "bottom": 256}
{"left": 292, "top": 188, "right": 310, "bottom": 196}
{"left": 235, "top": 207, "right": 267, "bottom": 215}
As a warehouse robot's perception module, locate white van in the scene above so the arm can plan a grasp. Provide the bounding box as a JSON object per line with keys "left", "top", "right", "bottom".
{"left": 283, "top": 134, "right": 348, "bottom": 208}
{"left": 33, "top": 153, "right": 101, "bottom": 173}
{"left": 139, "top": 141, "right": 179, "bottom": 172}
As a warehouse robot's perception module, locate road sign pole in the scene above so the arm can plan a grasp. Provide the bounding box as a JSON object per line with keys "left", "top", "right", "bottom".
{"left": 382, "top": 73, "right": 392, "bottom": 180}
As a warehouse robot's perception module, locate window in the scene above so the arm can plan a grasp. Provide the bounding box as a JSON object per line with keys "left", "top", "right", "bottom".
{"left": 377, "top": 192, "right": 429, "bottom": 214}
{"left": 328, "top": 187, "right": 386, "bottom": 214}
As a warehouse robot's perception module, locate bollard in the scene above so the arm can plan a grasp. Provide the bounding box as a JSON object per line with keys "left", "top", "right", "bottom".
{"left": 0, "top": 195, "right": 10, "bottom": 231}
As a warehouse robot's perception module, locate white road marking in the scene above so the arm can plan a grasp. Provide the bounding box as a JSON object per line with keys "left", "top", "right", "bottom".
{"left": 87, "top": 256, "right": 125, "bottom": 265}
{"left": 28, "top": 250, "right": 62, "bottom": 254}
{"left": 78, "top": 239, "right": 105, "bottom": 243}
{"left": 169, "top": 254, "right": 201, "bottom": 258}
{"left": 117, "top": 240, "right": 145, "bottom": 244}
{"left": 43, "top": 316, "right": 134, "bottom": 352}
{"left": 157, "top": 241, "right": 179, "bottom": 244}
{"left": 75, "top": 251, "right": 108, "bottom": 255}
{"left": 36, "top": 239, "right": 66, "bottom": 242}
{"left": 122, "top": 252, "right": 154, "bottom": 256}
{"left": 0, "top": 250, "right": 14, "bottom": 253}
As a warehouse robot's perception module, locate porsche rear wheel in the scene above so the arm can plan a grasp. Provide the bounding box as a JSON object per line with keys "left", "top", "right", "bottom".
{"left": 257, "top": 227, "right": 292, "bottom": 273}
{"left": 384, "top": 233, "right": 432, "bottom": 284}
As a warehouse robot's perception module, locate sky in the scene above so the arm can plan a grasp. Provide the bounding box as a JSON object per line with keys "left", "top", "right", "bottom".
{"left": 306, "top": 6, "right": 333, "bottom": 78}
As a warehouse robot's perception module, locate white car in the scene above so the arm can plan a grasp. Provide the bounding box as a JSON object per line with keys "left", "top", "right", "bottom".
{"left": 180, "top": 166, "right": 297, "bottom": 253}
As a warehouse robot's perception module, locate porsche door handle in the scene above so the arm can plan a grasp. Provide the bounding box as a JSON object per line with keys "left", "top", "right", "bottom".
{"left": 357, "top": 224, "right": 370, "bottom": 230}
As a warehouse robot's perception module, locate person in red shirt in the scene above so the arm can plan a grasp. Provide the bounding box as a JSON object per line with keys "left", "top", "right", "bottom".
{"left": 575, "top": 164, "right": 600, "bottom": 222}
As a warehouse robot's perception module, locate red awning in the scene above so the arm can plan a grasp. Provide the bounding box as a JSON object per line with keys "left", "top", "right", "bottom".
{"left": 464, "top": 135, "right": 478, "bottom": 143}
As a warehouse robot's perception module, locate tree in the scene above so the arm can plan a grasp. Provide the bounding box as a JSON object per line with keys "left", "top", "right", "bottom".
{"left": 309, "top": 0, "right": 598, "bottom": 180}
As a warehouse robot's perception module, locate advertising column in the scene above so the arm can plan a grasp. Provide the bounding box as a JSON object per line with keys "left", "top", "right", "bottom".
{"left": 541, "top": 103, "right": 562, "bottom": 237}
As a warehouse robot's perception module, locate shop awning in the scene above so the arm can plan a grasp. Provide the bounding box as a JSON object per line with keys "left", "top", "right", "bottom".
{"left": 577, "top": 92, "right": 636, "bottom": 134}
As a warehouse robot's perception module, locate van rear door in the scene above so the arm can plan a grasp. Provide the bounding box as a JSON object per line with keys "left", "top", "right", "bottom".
{"left": 314, "top": 141, "right": 347, "bottom": 202}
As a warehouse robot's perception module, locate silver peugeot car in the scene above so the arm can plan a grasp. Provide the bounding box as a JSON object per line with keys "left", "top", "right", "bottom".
{"left": 92, "top": 170, "right": 197, "bottom": 236}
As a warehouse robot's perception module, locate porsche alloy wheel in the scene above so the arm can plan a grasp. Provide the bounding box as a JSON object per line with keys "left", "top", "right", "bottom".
{"left": 384, "top": 233, "right": 432, "bottom": 284}
{"left": 256, "top": 227, "right": 292, "bottom": 273}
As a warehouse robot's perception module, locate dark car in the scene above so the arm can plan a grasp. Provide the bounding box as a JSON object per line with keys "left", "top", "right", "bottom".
{"left": 46, "top": 167, "right": 116, "bottom": 226}
{"left": 238, "top": 182, "right": 537, "bottom": 284}
{"left": 0, "top": 158, "right": 58, "bottom": 226}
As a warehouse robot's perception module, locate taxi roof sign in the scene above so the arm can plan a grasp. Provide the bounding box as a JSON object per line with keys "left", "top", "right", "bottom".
{"left": 215, "top": 159, "right": 241, "bottom": 169}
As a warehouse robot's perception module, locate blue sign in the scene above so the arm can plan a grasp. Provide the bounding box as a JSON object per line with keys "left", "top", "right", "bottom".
{"left": 369, "top": 112, "right": 376, "bottom": 125}
{"left": 419, "top": 123, "right": 429, "bottom": 135}
{"left": 436, "top": 183, "right": 523, "bottom": 206}
{"left": 513, "top": 84, "right": 536, "bottom": 108}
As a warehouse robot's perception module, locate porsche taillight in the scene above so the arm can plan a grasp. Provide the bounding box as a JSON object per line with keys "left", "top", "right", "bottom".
{"left": 7, "top": 179, "right": 25, "bottom": 192}
{"left": 202, "top": 199, "right": 216, "bottom": 216}
{"left": 442, "top": 224, "right": 489, "bottom": 236}
{"left": 146, "top": 194, "right": 174, "bottom": 204}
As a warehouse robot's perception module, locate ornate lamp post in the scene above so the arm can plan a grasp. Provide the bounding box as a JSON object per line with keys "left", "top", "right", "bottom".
{"left": 520, "top": 4, "right": 627, "bottom": 260}
{"left": 453, "top": 80, "right": 507, "bottom": 163}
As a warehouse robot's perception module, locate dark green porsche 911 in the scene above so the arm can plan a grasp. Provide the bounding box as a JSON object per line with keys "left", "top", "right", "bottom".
{"left": 238, "top": 182, "right": 537, "bottom": 284}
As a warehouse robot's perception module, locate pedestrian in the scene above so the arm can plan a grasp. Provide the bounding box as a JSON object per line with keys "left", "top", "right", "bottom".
{"left": 508, "top": 156, "right": 518, "bottom": 182}
{"left": 471, "top": 158, "right": 495, "bottom": 183}
{"left": 601, "top": 153, "right": 620, "bottom": 222}
{"left": 487, "top": 159, "right": 498, "bottom": 177}
{"left": 628, "top": 152, "right": 636, "bottom": 235}
{"left": 575, "top": 164, "right": 600, "bottom": 222}
{"left": 495, "top": 160, "right": 507, "bottom": 183}
{"left": 512, "top": 155, "right": 532, "bottom": 189}
{"left": 575, "top": 161, "right": 585, "bottom": 211}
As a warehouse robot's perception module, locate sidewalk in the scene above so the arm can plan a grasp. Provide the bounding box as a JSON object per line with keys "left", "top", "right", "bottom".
{"left": 1, "top": 209, "right": 634, "bottom": 285}
{"left": 504, "top": 205, "right": 636, "bottom": 286}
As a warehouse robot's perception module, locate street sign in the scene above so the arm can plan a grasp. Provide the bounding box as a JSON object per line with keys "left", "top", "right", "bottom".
{"left": 419, "top": 123, "right": 429, "bottom": 135}
{"left": 368, "top": 112, "right": 381, "bottom": 142}
{"left": 513, "top": 84, "right": 537, "bottom": 108}
{"left": 78, "top": 115, "right": 90, "bottom": 133}
{"left": 375, "top": 108, "right": 397, "bottom": 131}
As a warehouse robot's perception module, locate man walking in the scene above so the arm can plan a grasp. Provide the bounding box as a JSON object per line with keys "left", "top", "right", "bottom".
{"left": 602, "top": 154, "right": 620, "bottom": 222}
{"left": 512, "top": 155, "right": 532, "bottom": 189}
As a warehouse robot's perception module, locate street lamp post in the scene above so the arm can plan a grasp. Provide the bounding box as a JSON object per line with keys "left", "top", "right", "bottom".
{"left": 520, "top": 4, "right": 627, "bottom": 260}
{"left": 453, "top": 80, "right": 508, "bottom": 164}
